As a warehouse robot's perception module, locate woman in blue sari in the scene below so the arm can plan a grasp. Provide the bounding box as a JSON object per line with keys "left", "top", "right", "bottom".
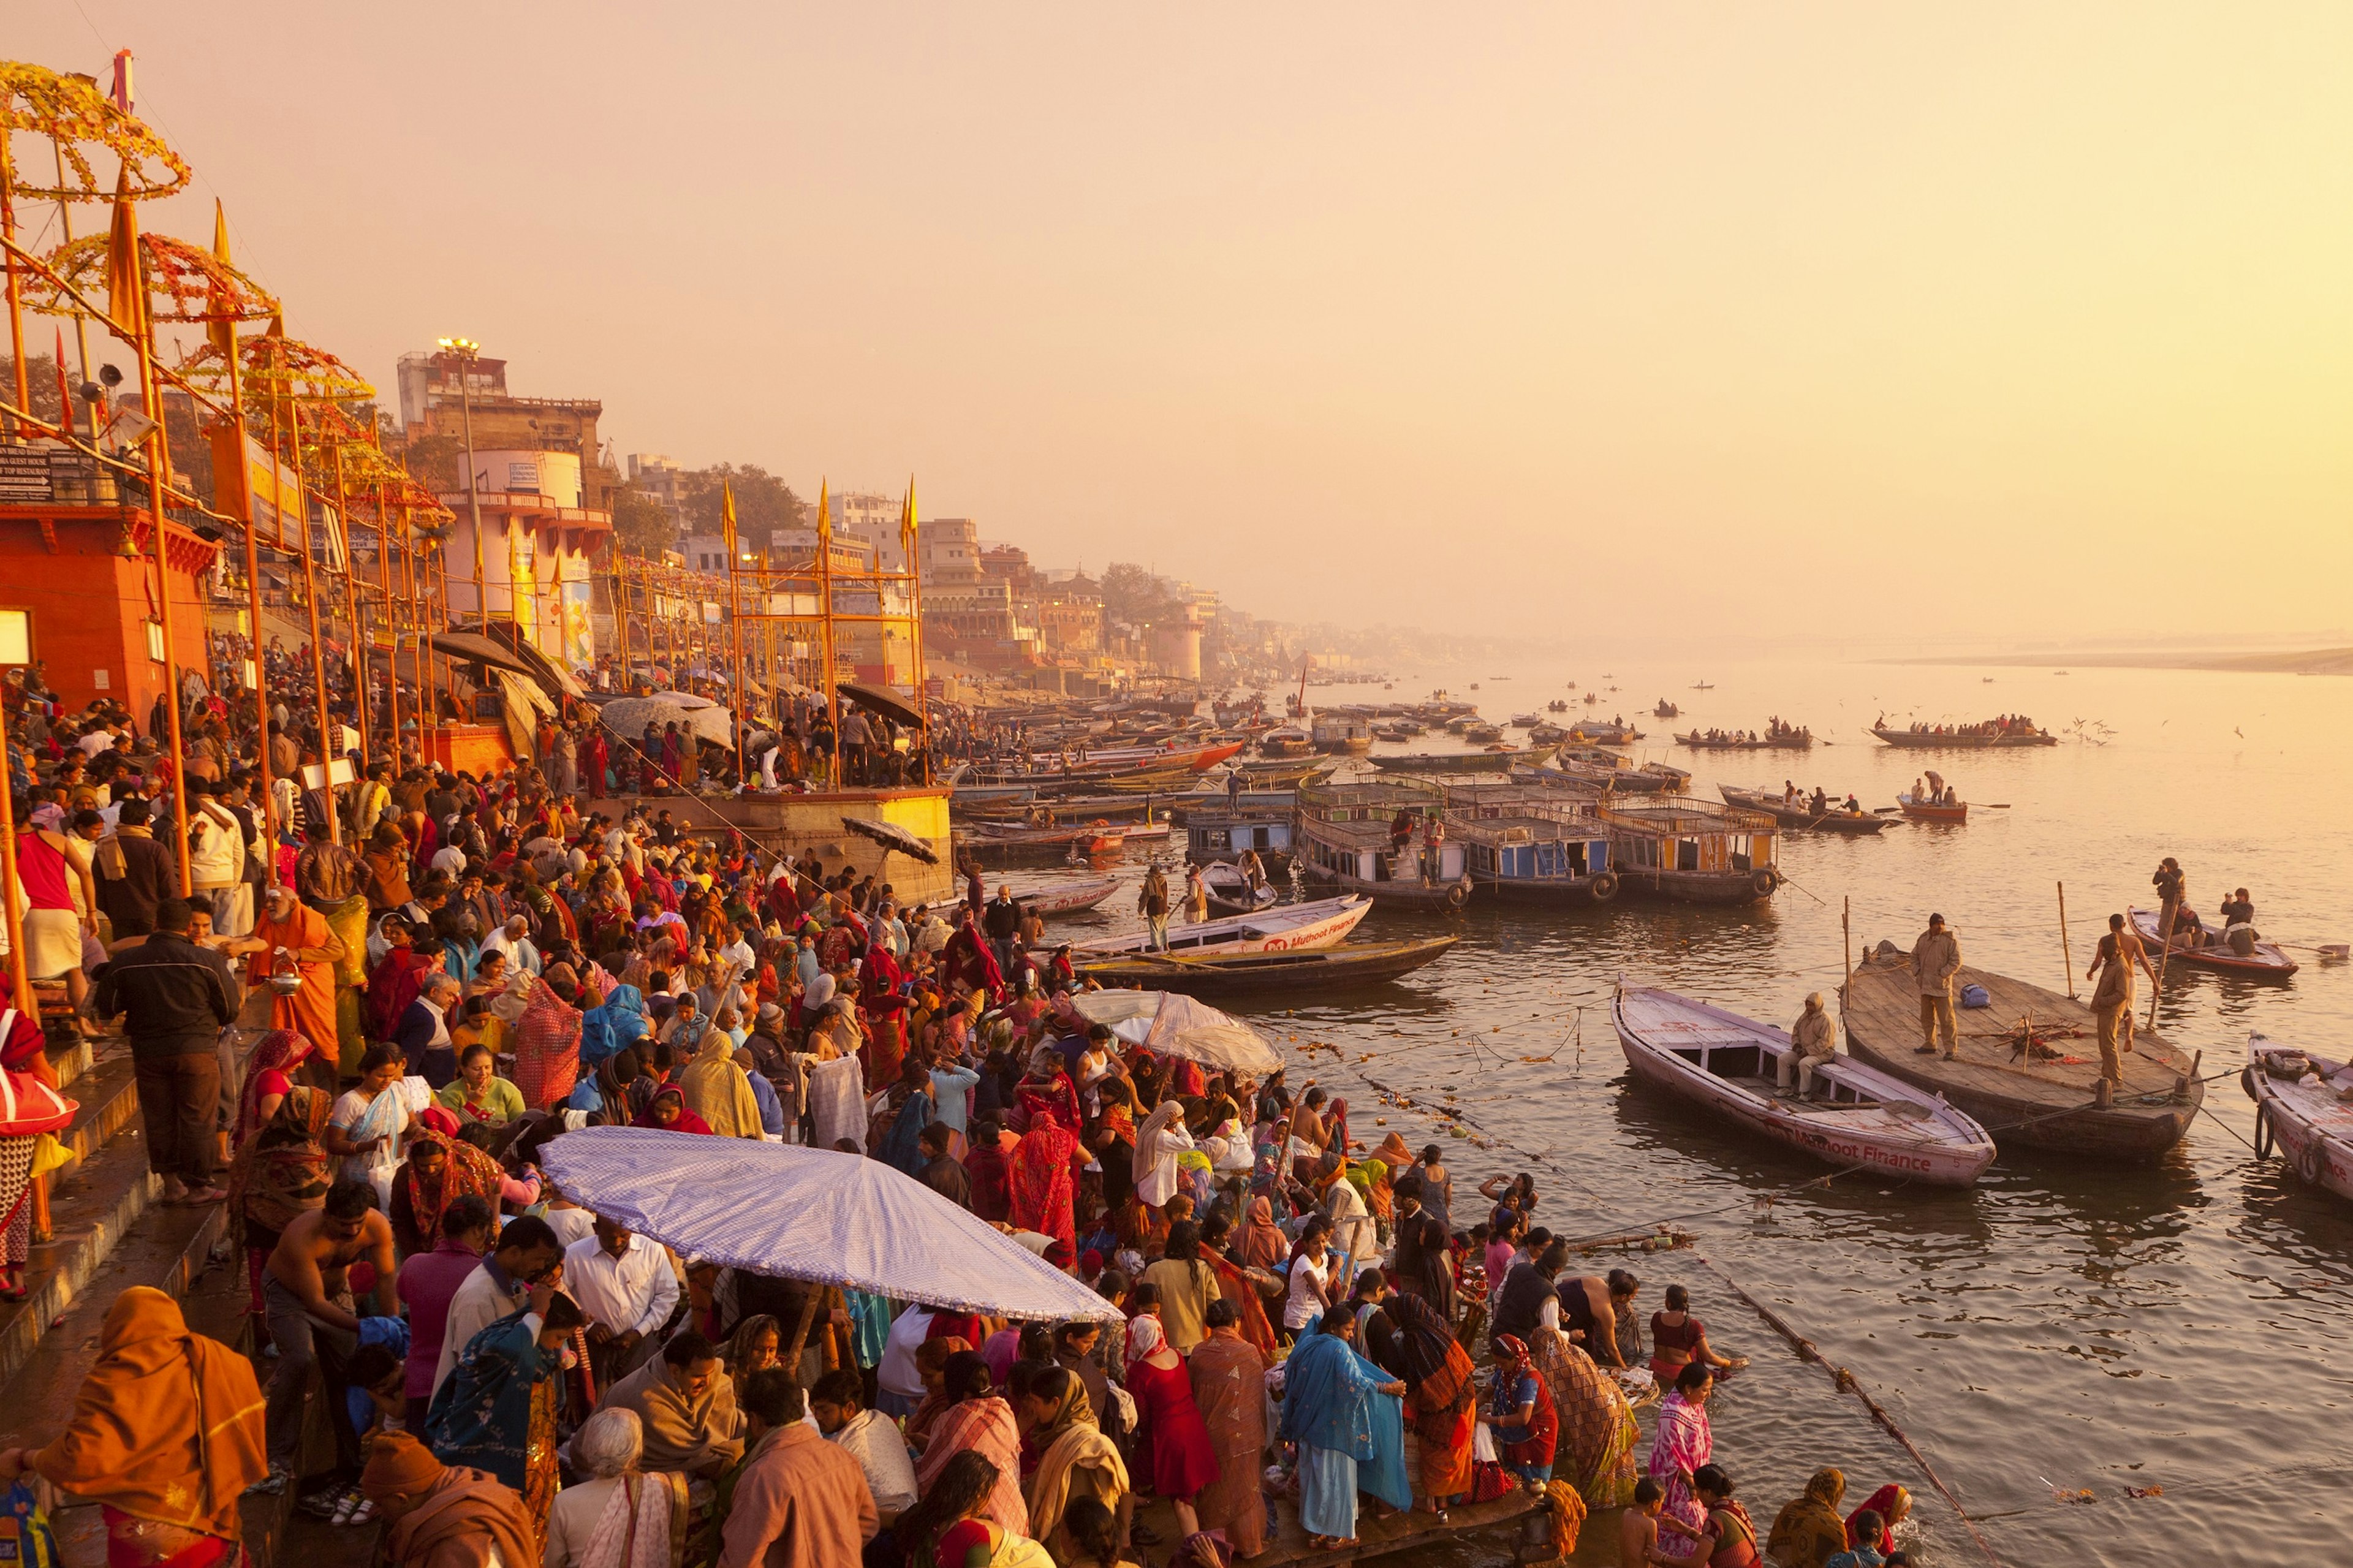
{"left": 425, "top": 1287, "right": 585, "bottom": 1543}
{"left": 1278, "top": 1305, "right": 1411, "bottom": 1550}
{"left": 877, "top": 1057, "right": 936, "bottom": 1176}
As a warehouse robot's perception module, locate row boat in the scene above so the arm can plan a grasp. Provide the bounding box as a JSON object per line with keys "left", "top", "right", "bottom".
{"left": 1719, "top": 786, "right": 1895, "bottom": 835}
{"left": 1071, "top": 893, "right": 1371, "bottom": 957}
{"left": 1896, "top": 793, "right": 1968, "bottom": 825}
{"left": 1200, "top": 861, "right": 1279, "bottom": 916}
{"left": 1676, "top": 730, "right": 1814, "bottom": 751}
{"left": 1003, "top": 877, "right": 1121, "bottom": 917}
{"left": 1869, "top": 722, "right": 2058, "bottom": 749}
{"left": 2243, "top": 1033, "right": 2353, "bottom": 1200}
{"left": 1366, "top": 745, "right": 1558, "bottom": 774}
{"left": 2129, "top": 907, "right": 2298, "bottom": 979}
{"left": 1613, "top": 986, "right": 1996, "bottom": 1186}
{"left": 1078, "top": 936, "right": 1457, "bottom": 995}
{"left": 1841, "top": 946, "right": 2202, "bottom": 1158}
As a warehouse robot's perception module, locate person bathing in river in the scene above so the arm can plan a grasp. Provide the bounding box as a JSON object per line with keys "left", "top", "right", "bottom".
{"left": 1648, "top": 1285, "right": 1747, "bottom": 1384}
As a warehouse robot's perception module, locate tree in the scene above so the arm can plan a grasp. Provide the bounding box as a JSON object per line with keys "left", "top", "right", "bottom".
{"left": 610, "top": 485, "right": 678, "bottom": 558}
{"left": 1101, "top": 561, "right": 1182, "bottom": 631}
{"left": 681, "top": 463, "right": 805, "bottom": 541}
{"left": 398, "top": 433, "right": 465, "bottom": 496}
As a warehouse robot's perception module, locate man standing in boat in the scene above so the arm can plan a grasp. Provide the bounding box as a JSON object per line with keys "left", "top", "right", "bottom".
{"left": 2151, "top": 857, "right": 2187, "bottom": 947}
{"left": 2086, "top": 912, "right": 2158, "bottom": 1085}
{"left": 1138, "top": 862, "right": 1172, "bottom": 950}
{"left": 1912, "top": 914, "right": 1963, "bottom": 1059}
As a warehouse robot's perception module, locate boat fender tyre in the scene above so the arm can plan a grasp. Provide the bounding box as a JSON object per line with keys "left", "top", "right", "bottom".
{"left": 2254, "top": 1102, "right": 2275, "bottom": 1161}
{"left": 2297, "top": 1138, "right": 2326, "bottom": 1187}
{"left": 1750, "top": 868, "right": 1778, "bottom": 898}
{"left": 1446, "top": 881, "right": 1469, "bottom": 910}
{"left": 1589, "top": 872, "right": 1620, "bottom": 903}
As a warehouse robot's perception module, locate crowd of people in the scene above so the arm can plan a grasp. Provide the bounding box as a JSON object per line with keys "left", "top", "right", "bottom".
{"left": 0, "top": 656, "right": 1923, "bottom": 1568}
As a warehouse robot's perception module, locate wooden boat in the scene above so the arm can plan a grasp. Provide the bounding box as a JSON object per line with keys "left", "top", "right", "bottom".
{"left": 1295, "top": 779, "right": 1474, "bottom": 910}
{"left": 1613, "top": 986, "right": 1996, "bottom": 1186}
{"left": 1311, "top": 712, "right": 1372, "bottom": 754}
{"left": 1463, "top": 722, "right": 1505, "bottom": 744}
{"left": 1547, "top": 699, "right": 1569, "bottom": 713}
{"left": 2129, "top": 907, "right": 2298, "bottom": 979}
{"left": 1719, "top": 785, "right": 1895, "bottom": 835}
{"left": 1842, "top": 945, "right": 2202, "bottom": 1158}
{"left": 1526, "top": 722, "right": 1568, "bottom": 744}
{"left": 1596, "top": 798, "right": 1781, "bottom": 903}
{"left": 1004, "top": 876, "right": 1120, "bottom": 917}
{"left": 1200, "top": 861, "right": 1278, "bottom": 916}
{"left": 1653, "top": 701, "right": 1681, "bottom": 719}
{"left": 1078, "top": 936, "right": 1457, "bottom": 995}
{"left": 1691, "top": 681, "right": 1715, "bottom": 689}
{"left": 1184, "top": 809, "right": 1294, "bottom": 869}
{"left": 1260, "top": 727, "right": 1314, "bottom": 759}
{"left": 1444, "top": 782, "right": 1620, "bottom": 904}
{"left": 960, "top": 819, "right": 1169, "bottom": 857}
{"left": 1569, "top": 721, "right": 1643, "bottom": 745}
{"left": 1072, "top": 894, "right": 1371, "bottom": 956}
{"left": 1676, "top": 730, "right": 1813, "bottom": 751}
{"left": 1895, "top": 793, "right": 1968, "bottom": 824}
{"left": 2243, "top": 1033, "right": 2353, "bottom": 1199}
{"left": 1367, "top": 746, "right": 1556, "bottom": 775}
{"left": 1509, "top": 713, "right": 1541, "bottom": 728}
{"left": 1869, "top": 721, "right": 2058, "bottom": 749}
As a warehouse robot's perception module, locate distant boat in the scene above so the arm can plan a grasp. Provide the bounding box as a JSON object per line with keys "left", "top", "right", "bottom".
{"left": 1004, "top": 876, "right": 1121, "bottom": 917}
{"left": 1691, "top": 681, "right": 1715, "bottom": 689}
{"left": 1720, "top": 785, "right": 1894, "bottom": 835}
{"left": 1072, "top": 894, "right": 1370, "bottom": 957}
{"left": 1614, "top": 985, "right": 1996, "bottom": 1186}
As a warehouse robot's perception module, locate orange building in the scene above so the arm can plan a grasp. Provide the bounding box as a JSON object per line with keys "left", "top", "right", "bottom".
{"left": 0, "top": 459, "right": 218, "bottom": 719}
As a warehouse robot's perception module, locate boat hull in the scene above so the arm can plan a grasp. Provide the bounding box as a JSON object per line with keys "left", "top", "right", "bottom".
{"left": 1896, "top": 795, "right": 1968, "bottom": 824}
{"left": 2244, "top": 1034, "right": 2353, "bottom": 1202}
{"left": 1006, "top": 877, "right": 1120, "bottom": 917}
{"left": 1617, "top": 867, "right": 1779, "bottom": 904}
{"left": 1072, "top": 895, "right": 1371, "bottom": 957}
{"left": 1843, "top": 952, "right": 2201, "bottom": 1158}
{"left": 1613, "top": 990, "right": 1995, "bottom": 1186}
{"left": 1720, "top": 787, "right": 1893, "bottom": 834}
{"left": 1078, "top": 936, "right": 1457, "bottom": 995}
{"left": 2131, "top": 907, "right": 2297, "bottom": 979}
{"left": 1871, "top": 726, "right": 2058, "bottom": 749}
{"left": 1299, "top": 862, "right": 1473, "bottom": 909}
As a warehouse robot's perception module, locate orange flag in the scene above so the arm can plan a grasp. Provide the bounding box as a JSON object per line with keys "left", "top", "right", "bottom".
{"left": 102, "top": 169, "right": 145, "bottom": 341}
{"left": 207, "top": 199, "right": 238, "bottom": 362}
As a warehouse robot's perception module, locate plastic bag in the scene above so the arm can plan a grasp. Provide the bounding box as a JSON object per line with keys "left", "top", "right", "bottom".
{"left": 1472, "top": 1420, "right": 1499, "bottom": 1463}
{"left": 0, "top": 1479, "right": 65, "bottom": 1568}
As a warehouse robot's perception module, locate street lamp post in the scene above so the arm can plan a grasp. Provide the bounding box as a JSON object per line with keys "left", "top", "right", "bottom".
{"left": 436, "top": 336, "right": 485, "bottom": 628}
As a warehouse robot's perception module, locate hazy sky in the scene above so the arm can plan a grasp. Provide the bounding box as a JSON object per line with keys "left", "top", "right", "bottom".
{"left": 17, "top": 3, "right": 2353, "bottom": 646}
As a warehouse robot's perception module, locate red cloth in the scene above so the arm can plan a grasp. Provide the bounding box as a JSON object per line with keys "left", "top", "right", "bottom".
{"left": 1126, "top": 1357, "right": 1220, "bottom": 1500}
{"left": 1847, "top": 1485, "right": 1904, "bottom": 1552}
{"left": 1006, "top": 1122, "right": 1079, "bottom": 1260}
{"left": 963, "top": 1140, "right": 1012, "bottom": 1224}
{"left": 512, "top": 977, "right": 583, "bottom": 1110}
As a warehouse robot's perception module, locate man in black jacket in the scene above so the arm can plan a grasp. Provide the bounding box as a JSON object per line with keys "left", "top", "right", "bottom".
{"left": 91, "top": 797, "right": 178, "bottom": 938}
{"left": 92, "top": 898, "right": 240, "bottom": 1202}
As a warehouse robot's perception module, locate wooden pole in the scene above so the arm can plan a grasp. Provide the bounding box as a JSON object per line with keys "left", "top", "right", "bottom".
{"left": 0, "top": 124, "right": 30, "bottom": 433}
{"left": 1840, "top": 895, "right": 1852, "bottom": 1029}
{"left": 2058, "top": 881, "right": 2075, "bottom": 999}
{"left": 784, "top": 1291, "right": 824, "bottom": 1368}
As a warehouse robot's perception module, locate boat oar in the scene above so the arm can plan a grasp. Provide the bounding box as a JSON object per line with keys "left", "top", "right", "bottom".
{"left": 2281, "top": 942, "right": 2352, "bottom": 959}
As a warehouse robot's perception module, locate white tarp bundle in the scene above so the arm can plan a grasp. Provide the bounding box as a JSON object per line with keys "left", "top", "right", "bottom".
{"left": 539, "top": 1126, "right": 1120, "bottom": 1320}
{"left": 1066, "top": 990, "right": 1283, "bottom": 1075}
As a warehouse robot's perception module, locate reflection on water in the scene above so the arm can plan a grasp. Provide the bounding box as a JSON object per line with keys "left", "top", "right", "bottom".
{"left": 1017, "top": 654, "right": 2351, "bottom": 1561}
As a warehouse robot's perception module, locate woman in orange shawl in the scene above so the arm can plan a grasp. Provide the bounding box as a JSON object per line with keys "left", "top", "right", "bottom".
{"left": 1390, "top": 1290, "right": 1476, "bottom": 1512}
{"left": 0, "top": 1287, "right": 265, "bottom": 1568}
{"left": 389, "top": 1116, "right": 509, "bottom": 1259}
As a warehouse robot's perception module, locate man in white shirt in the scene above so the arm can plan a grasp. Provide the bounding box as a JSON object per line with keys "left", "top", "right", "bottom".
{"left": 429, "top": 839, "right": 469, "bottom": 878}
{"left": 563, "top": 1216, "right": 681, "bottom": 1387}
{"left": 77, "top": 722, "right": 121, "bottom": 759}
{"left": 480, "top": 914, "right": 542, "bottom": 978}
{"left": 809, "top": 1368, "right": 917, "bottom": 1520}
{"left": 872, "top": 1304, "right": 934, "bottom": 1420}
{"left": 714, "top": 920, "right": 756, "bottom": 974}
{"left": 432, "top": 1215, "right": 566, "bottom": 1398}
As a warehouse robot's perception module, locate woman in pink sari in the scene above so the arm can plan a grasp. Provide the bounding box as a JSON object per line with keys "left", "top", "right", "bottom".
{"left": 1647, "top": 1363, "right": 1717, "bottom": 1550}
{"left": 1007, "top": 1115, "right": 1080, "bottom": 1265}
{"left": 911, "top": 1351, "right": 1029, "bottom": 1538}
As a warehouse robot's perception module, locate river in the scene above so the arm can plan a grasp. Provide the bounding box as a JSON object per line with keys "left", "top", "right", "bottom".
{"left": 1024, "top": 653, "right": 2352, "bottom": 1564}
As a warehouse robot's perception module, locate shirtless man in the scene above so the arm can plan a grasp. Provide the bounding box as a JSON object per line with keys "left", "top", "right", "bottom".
{"left": 1558, "top": 1273, "right": 1632, "bottom": 1369}
{"left": 259, "top": 1179, "right": 397, "bottom": 1487}
{"left": 1620, "top": 1477, "right": 1668, "bottom": 1566}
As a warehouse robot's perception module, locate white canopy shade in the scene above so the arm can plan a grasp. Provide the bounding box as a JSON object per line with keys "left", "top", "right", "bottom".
{"left": 1066, "top": 990, "right": 1283, "bottom": 1075}
{"left": 539, "top": 1127, "right": 1120, "bottom": 1321}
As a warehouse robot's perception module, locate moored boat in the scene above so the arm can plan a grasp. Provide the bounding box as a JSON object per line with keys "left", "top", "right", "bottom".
{"left": 1295, "top": 777, "right": 1474, "bottom": 909}
{"left": 1071, "top": 893, "right": 1371, "bottom": 956}
{"left": 1077, "top": 936, "right": 1457, "bottom": 995}
{"left": 1367, "top": 746, "right": 1556, "bottom": 775}
{"left": 1184, "top": 809, "right": 1294, "bottom": 871}
{"left": 1596, "top": 797, "right": 1781, "bottom": 903}
{"left": 1842, "top": 944, "right": 2202, "bottom": 1158}
{"left": 2243, "top": 1033, "right": 2353, "bottom": 1199}
{"left": 1003, "top": 876, "right": 1121, "bottom": 916}
{"left": 1199, "top": 860, "right": 1279, "bottom": 916}
{"left": 1613, "top": 985, "right": 1996, "bottom": 1186}
{"left": 1444, "top": 782, "right": 1620, "bottom": 904}
{"left": 2131, "top": 907, "right": 2298, "bottom": 979}
{"left": 1676, "top": 727, "right": 1813, "bottom": 751}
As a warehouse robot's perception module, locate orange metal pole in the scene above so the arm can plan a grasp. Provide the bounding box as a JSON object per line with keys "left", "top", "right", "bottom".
{"left": 333, "top": 441, "right": 367, "bottom": 772}
{"left": 224, "top": 331, "right": 276, "bottom": 877}
{"left": 129, "top": 262, "right": 193, "bottom": 893}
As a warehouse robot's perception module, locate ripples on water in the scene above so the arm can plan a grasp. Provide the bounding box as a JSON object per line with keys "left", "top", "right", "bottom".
{"left": 1018, "top": 656, "right": 2352, "bottom": 1564}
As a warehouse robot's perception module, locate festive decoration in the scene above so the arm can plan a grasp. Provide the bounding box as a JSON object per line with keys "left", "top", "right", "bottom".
{"left": 26, "top": 231, "right": 279, "bottom": 324}
{"left": 178, "top": 333, "right": 376, "bottom": 405}
{"left": 0, "top": 62, "right": 188, "bottom": 202}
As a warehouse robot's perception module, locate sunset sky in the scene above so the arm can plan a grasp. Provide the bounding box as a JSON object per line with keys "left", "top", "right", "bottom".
{"left": 16, "top": 2, "right": 2352, "bottom": 646}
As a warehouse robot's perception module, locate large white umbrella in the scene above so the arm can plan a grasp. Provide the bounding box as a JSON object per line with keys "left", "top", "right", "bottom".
{"left": 598, "top": 694, "right": 735, "bottom": 749}
{"left": 538, "top": 1127, "right": 1120, "bottom": 1322}
{"left": 1066, "top": 990, "right": 1283, "bottom": 1075}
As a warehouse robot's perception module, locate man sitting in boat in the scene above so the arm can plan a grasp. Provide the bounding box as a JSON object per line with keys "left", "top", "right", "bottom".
{"left": 2220, "top": 888, "right": 2259, "bottom": 956}
{"left": 1238, "top": 847, "right": 1270, "bottom": 895}
{"left": 1389, "top": 809, "right": 1417, "bottom": 852}
{"left": 2167, "top": 902, "right": 2210, "bottom": 948}
{"left": 1783, "top": 780, "right": 1800, "bottom": 804}
{"left": 1841, "top": 793, "right": 1862, "bottom": 814}
{"left": 1808, "top": 787, "right": 1829, "bottom": 816}
{"left": 1775, "top": 993, "right": 1838, "bottom": 1100}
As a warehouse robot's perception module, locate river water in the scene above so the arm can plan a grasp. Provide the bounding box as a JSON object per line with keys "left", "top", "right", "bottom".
{"left": 1029, "top": 654, "right": 2352, "bottom": 1566}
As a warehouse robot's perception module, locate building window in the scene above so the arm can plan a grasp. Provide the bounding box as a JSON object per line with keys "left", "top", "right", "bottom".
{"left": 0, "top": 610, "right": 27, "bottom": 664}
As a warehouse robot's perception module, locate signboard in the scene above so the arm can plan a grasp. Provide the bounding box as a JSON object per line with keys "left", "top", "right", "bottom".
{"left": 209, "top": 424, "right": 306, "bottom": 550}
{"left": 300, "top": 759, "right": 357, "bottom": 789}
{"left": 0, "top": 447, "right": 52, "bottom": 502}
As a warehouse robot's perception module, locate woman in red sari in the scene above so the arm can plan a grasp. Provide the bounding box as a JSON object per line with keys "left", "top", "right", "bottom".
{"left": 632, "top": 1083, "right": 713, "bottom": 1134}
{"left": 1007, "top": 1114, "right": 1080, "bottom": 1264}
{"left": 1122, "top": 1315, "right": 1219, "bottom": 1536}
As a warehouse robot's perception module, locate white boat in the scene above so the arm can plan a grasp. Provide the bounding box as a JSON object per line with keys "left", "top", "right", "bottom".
{"left": 1073, "top": 895, "right": 1370, "bottom": 958}
{"left": 1004, "top": 877, "right": 1121, "bottom": 917}
{"left": 1199, "top": 861, "right": 1278, "bottom": 917}
{"left": 2244, "top": 1032, "right": 2353, "bottom": 1200}
{"left": 1612, "top": 985, "right": 1996, "bottom": 1186}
